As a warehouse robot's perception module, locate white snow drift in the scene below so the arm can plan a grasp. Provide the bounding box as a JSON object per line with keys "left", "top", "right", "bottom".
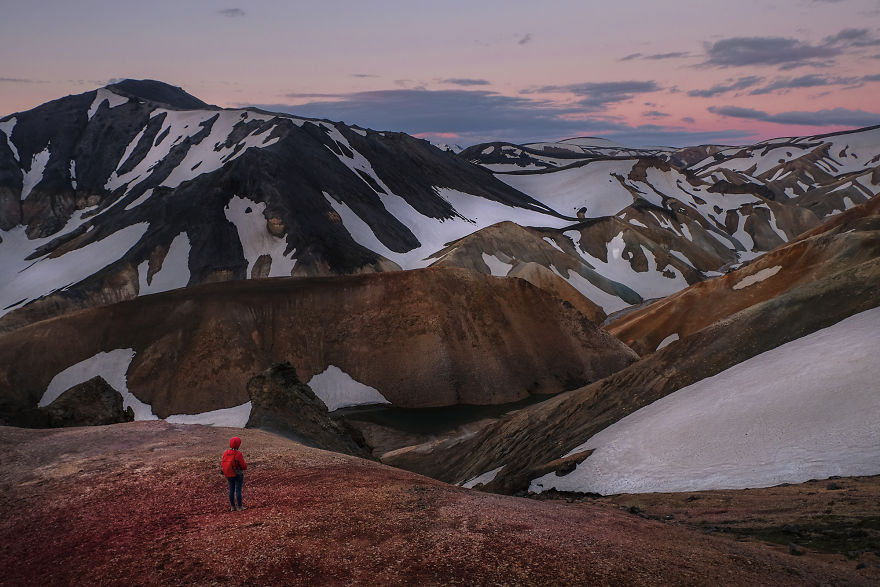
{"left": 530, "top": 306, "right": 880, "bottom": 495}
{"left": 307, "top": 365, "right": 391, "bottom": 411}
{"left": 40, "top": 349, "right": 156, "bottom": 421}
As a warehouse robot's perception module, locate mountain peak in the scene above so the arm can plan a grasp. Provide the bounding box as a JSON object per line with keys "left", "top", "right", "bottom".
{"left": 104, "top": 78, "right": 212, "bottom": 110}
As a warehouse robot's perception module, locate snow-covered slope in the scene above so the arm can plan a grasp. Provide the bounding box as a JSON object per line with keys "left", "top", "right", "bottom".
{"left": 451, "top": 130, "right": 880, "bottom": 314}
{"left": 530, "top": 305, "right": 880, "bottom": 494}
{"left": 0, "top": 80, "right": 565, "bottom": 330}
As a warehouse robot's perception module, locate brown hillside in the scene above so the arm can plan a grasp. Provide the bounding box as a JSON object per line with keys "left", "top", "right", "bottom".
{"left": 0, "top": 422, "right": 874, "bottom": 586}
{"left": 607, "top": 194, "right": 880, "bottom": 355}
{"left": 0, "top": 267, "right": 637, "bottom": 422}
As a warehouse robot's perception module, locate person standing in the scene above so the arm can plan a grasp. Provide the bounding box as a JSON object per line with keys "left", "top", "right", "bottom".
{"left": 221, "top": 436, "right": 248, "bottom": 511}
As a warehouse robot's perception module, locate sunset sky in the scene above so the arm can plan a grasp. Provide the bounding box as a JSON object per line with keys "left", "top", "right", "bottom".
{"left": 2, "top": 0, "right": 879, "bottom": 146}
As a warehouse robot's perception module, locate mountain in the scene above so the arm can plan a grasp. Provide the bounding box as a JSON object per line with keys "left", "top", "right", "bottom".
{"left": 456, "top": 128, "right": 880, "bottom": 312}
{"left": 0, "top": 267, "right": 637, "bottom": 426}
{"left": 381, "top": 196, "right": 880, "bottom": 494}
{"left": 0, "top": 79, "right": 566, "bottom": 331}
{"left": 4, "top": 81, "right": 879, "bottom": 332}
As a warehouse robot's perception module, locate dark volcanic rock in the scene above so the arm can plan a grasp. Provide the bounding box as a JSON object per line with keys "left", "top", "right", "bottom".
{"left": 245, "top": 362, "right": 371, "bottom": 458}
{"left": 41, "top": 376, "right": 134, "bottom": 427}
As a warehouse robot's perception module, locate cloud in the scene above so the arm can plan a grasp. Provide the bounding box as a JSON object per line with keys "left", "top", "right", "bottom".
{"left": 688, "top": 76, "right": 764, "bottom": 97}
{"left": 643, "top": 110, "right": 670, "bottom": 118}
{"left": 701, "top": 28, "right": 880, "bottom": 69}
{"left": 284, "top": 92, "right": 345, "bottom": 99}
{"left": 249, "top": 87, "right": 754, "bottom": 147}
{"left": 621, "top": 51, "right": 691, "bottom": 62}
{"left": 823, "top": 28, "right": 880, "bottom": 47}
{"left": 644, "top": 52, "right": 691, "bottom": 60}
{"left": 749, "top": 74, "right": 862, "bottom": 94}
{"left": 681, "top": 117, "right": 696, "bottom": 124}
{"left": 530, "top": 80, "right": 661, "bottom": 111}
{"left": 702, "top": 36, "right": 840, "bottom": 68}
{"left": 218, "top": 8, "right": 245, "bottom": 17}
{"left": 709, "top": 105, "right": 880, "bottom": 126}
{"left": 351, "top": 73, "right": 378, "bottom": 78}
{"left": 518, "top": 33, "right": 533, "bottom": 45}
{"left": 0, "top": 77, "right": 47, "bottom": 84}
{"left": 441, "top": 78, "right": 491, "bottom": 86}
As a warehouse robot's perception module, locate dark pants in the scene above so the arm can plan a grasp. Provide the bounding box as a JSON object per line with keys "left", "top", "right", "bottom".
{"left": 227, "top": 474, "right": 243, "bottom": 507}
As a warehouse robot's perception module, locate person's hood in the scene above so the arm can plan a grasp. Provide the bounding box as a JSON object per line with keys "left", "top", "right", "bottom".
{"left": 229, "top": 437, "right": 242, "bottom": 449}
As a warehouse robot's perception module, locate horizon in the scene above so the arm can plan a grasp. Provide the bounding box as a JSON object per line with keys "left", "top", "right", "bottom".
{"left": 2, "top": 0, "right": 880, "bottom": 147}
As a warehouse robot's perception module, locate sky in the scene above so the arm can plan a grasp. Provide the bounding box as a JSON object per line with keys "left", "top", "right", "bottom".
{"left": 1, "top": 0, "right": 879, "bottom": 147}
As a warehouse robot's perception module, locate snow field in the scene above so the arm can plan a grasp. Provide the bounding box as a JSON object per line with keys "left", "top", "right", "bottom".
{"left": 563, "top": 230, "right": 690, "bottom": 304}
{"left": 499, "top": 160, "right": 637, "bottom": 218}
{"left": 105, "top": 109, "right": 281, "bottom": 194}
{"left": 324, "top": 187, "right": 570, "bottom": 270}
{"left": 530, "top": 306, "right": 880, "bottom": 495}
{"left": 0, "top": 222, "right": 150, "bottom": 318}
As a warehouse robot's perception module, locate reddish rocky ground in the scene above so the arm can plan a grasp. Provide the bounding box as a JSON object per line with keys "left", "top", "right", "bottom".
{"left": 1, "top": 421, "right": 876, "bottom": 586}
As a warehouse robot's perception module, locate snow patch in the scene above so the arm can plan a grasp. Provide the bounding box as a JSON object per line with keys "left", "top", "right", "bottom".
{"left": 481, "top": 253, "right": 513, "bottom": 276}
{"left": 551, "top": 266, "right": 630, "bottom": 314}
{"left": 166, "top": 402, "right": 252, "bottom": 427}
{"left": 21, "top": 145, "right": 50, "bottom": 200}
{"left": 88, "top": 88, "right": 129, "bottom": 119}
{"left": 656, "top": 333, "right": 679, "bottom": 351}
{"left": 461, "top": 466, "right": 504, "bottom": 489}
{"left": 124, "top": 188, "right": 155, "bottom": 211}
{"left": 307, "top": 365, "right": 390, "bottom": 412}
{"left": 40, "top": 349, "right": 157, "bottom": 421}
{"left": 137, "top": 232, "right": 191, "bottom": 295}
{"left": 0, "top": 117, "right": 18, "bottom": 161}
{"left": 224, "top": 196, "right": 296, "bottom": 277}
{"left": 732, "top": 265, "right": 782, "bottom": 290}
{"left": 542, "top": 237, "right": 565, "bottom": 253}
{"left": 530, "top": 306, "right": 880, "bottom": 494}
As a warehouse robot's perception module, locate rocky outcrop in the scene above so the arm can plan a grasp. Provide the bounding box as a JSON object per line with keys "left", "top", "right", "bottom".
{"left": 41, "top": 376, "right": 134, "bottom": 427}
{"left": 245, "top": 362, "right": 370, "bottom": 458}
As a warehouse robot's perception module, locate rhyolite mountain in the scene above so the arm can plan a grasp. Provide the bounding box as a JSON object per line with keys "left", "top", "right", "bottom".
{"left": 3, "top": 80, "right": 880, "bottom": 331}
{"left": 381, "top": 195, "right": 880, "bottom": 494}
{"left": 456, "top": 129, "right": 880, "bottom": 312}
{"left": 0, "top": 267, "right": 637, "bottom": 426}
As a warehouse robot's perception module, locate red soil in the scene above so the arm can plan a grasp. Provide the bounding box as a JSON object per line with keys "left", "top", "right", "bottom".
{"left": 0, "top": 422, "right": 873, "bottom": 586}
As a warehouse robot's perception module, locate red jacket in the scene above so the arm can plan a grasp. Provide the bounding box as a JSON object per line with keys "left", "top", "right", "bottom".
{"left": 221, "top": 449, "right": 247, "bottom": 477}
